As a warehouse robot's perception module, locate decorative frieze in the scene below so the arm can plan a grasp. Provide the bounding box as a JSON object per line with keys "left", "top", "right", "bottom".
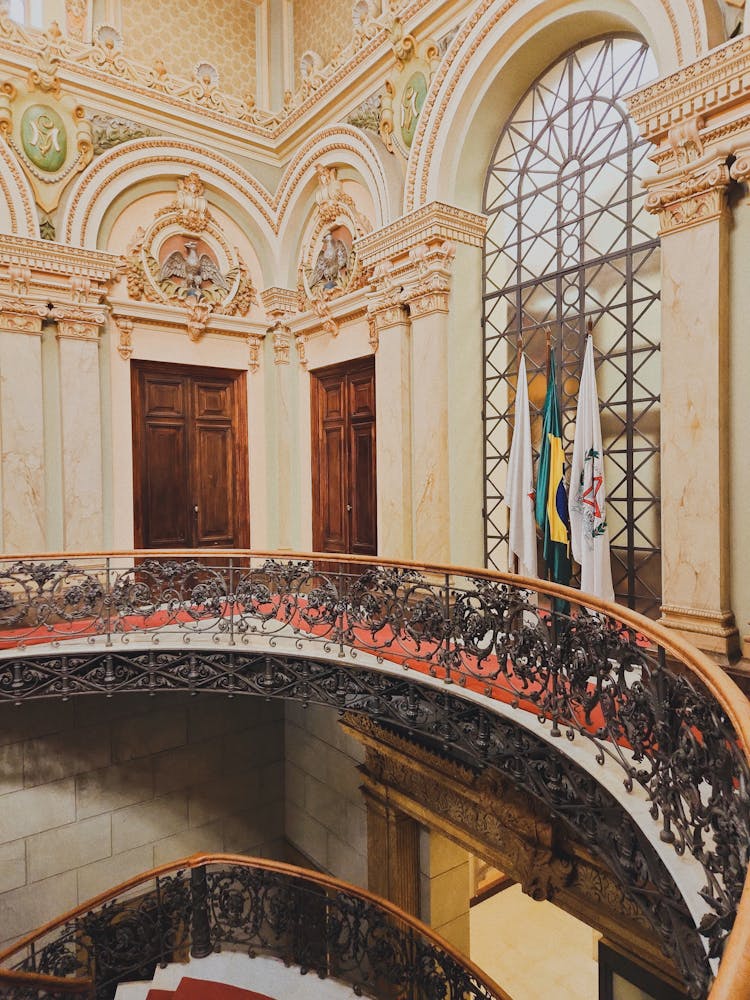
{"left": 356, "top": 201, "right": 486, "bottom": 271}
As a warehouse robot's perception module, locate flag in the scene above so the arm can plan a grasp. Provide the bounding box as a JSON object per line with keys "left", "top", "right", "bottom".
{"left": 535, "top": 351, "right": 571, "bottom": 588}
{"left": 569, "top": 335, "right": 614, "bottom": 601}
{"left": 506, "top": 353, "right": 537, "bottom": 578}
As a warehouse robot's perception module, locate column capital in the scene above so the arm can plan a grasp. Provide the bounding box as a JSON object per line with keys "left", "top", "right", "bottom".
{"left": 0, "top": 297, "right": 48, "bottom": 334}
{"left": 644, "top": 157, "right": 731, "bottom": 234}
{"left": 51, "top": 304, "right": 107, "bottom": 342}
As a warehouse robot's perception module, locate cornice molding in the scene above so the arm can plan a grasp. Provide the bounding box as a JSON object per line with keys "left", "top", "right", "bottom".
{"left": 627, "top": 35, "right": 750, "bottom": 144}
{"left": 356, "top": 201, "right": 486, "bottom": 269}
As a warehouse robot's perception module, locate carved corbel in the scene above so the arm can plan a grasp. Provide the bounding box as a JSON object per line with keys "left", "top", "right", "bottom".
{"left": 247, "top": 333, "right": 263, "bottom": 374}
{"left": 270, "top": 321, "right": 291, "bottom": 365}
{"left": 644, "top": 158, "right": 732, "bottom": 234}
{"left": 112, "top": 314, "right": 133, "bottom": 360}
{"left": 366, "top": 259, "right": 409, "bottom": 350}
{"left": 295, "top": 332, "right": 309, "bottom": 369}
{"left": 185, "top": 302, "right": 212, "bottom": 342}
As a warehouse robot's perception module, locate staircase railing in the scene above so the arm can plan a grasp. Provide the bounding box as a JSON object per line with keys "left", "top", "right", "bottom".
{"left": 0, "top": 550, "right": 748, "bottom": 999}
{"left": 0, "top": 853, "right": 512, "bottom": 1000}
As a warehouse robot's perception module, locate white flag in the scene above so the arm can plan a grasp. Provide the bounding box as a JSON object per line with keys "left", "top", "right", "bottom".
{"left": 569, "top": 335, "right": 614, "bottom": 601}
{"left": 506, "top": 353, "right": 537, "bottom": 578}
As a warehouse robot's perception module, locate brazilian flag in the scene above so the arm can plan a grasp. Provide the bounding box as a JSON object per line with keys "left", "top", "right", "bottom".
{"left": 535, "top": 352, "right": 571, "bottom": 592}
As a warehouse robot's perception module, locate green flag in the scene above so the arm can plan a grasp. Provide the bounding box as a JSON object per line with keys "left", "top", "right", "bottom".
{"left": 535, "top": 352, "right": 571, "bottom": 591}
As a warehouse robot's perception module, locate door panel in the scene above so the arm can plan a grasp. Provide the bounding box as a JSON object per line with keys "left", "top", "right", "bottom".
{"left": 312, "top": 357, "right": 376, "bottom": 556}
{"left": 144, "top": 423, "right": 190, "bottom": 547}
{"left": 132, "top": 361, "right": 250, "bottom": 550}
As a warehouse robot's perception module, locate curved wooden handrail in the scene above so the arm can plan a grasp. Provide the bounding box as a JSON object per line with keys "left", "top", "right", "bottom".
{"left": 0, "top": 968, "right": 93, "bottom": 994}
{"left": 0, "top": 550, "right": 749, "bottom": 998}
{"left": 0, "top": 853, "right": 513, "bottom": 1000}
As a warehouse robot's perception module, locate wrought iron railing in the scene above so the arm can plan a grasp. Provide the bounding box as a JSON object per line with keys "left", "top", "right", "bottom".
{"left": 0, "top": 854, "right": 511, "bottom": 1000}
{"left": 0, "top": 551, "right": 748, "bottom": 999}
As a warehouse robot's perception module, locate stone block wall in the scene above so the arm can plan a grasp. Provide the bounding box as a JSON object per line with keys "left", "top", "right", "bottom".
{"left": 0, "top": 694, "right": 285, "bottom": 948}
{"left": 419, "top": 830, "right": 471, "bottom": 955}
{"left": 284, "top": 702, "right": 367, "bottom": 887}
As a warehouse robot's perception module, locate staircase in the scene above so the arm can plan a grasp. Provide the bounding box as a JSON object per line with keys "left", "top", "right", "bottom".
{"left": 114, "top": 952, "right": 360, "bottom": 1000}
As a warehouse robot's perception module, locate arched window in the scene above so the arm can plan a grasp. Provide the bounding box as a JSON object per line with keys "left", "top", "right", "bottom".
{"left": 483, "top": 36, "right": 660, "bottom": 615}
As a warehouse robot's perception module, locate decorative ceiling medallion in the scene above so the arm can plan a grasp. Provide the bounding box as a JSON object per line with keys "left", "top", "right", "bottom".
{"left": 379, "top": 20, "right": 439, "bottom": 158}
{"left": 122, "top": 173, "right": 256, "bottom": 340}
{"left": 0, "top": 79, "right": 93, "bottom": 213}
{"left": 297, "top": 164, "right": 372, "bottom": 332}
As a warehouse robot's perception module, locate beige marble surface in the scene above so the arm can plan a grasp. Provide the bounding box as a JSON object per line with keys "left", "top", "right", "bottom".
{"left": 0, "top": 330, "right": 45, "bottom": 552}
{"left": 375, "top": 316, "right": 413, "bottom": 559}
{"left": 659, "top": 216, "right": 729, "bottom": 617}
{"left": 59, "top": 337, "right": 104, "bottom": 552}
{"left": 411, "top": 309, "right": 450, "bottom": 564}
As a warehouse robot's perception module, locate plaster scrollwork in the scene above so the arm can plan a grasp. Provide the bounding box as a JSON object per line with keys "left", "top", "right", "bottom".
{"left": 0, "top": 56, "right": 93, "bottom": 213}
{"left": 366, "top": 259, "right": 408, "bottom": 352}
{"left": 667, "top": 115, "right": 705, "bottom": 168}
{"left": 121, "top": 173, "right": 257, "bottom": 343}
{"left": 379, "top": 19, "right": 439, "bottom": 157}
{"left": 644, "top": 158, "right": 732, "bottom": 233}
{"left": 260, "top": 285, "right": 297, "bottom": 370}
{"left": 297, "top": 163, "right": 373, "bottom": 334}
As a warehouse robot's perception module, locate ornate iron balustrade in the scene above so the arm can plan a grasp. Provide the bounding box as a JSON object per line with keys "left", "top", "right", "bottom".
{"left": 0, "top": 551, "right": 748, "bottom": 999}
{"left": 0, "top": 854, "right": 511, "bottom": 1000}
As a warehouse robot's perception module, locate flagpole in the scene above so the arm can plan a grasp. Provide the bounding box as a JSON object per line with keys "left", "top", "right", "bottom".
{"left": 513, "top": 332, "right": 523, "bottom": 575}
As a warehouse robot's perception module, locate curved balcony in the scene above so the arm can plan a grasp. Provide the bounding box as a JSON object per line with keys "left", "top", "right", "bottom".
{"left": 0, "top": 551, "right": 748, "bottom": 1000}
{"left": 0, "top": 853, "right": 510, "bottom": 1000}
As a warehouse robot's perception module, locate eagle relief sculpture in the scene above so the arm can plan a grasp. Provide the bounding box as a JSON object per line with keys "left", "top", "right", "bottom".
{"left": 157, "top": 240, "right": 230, "bottom": 302}
{"left": 308, "top": 231, "right": 350, "bottom": 293}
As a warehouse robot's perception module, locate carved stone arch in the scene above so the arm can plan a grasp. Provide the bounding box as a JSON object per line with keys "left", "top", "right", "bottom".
{"left": 0, "top": 141, "right": 39, "bottom": 238}
{"left": 275, "top": 124, "right": 401, "bottom": 286}
{"left": 60, "top": 138, "right": 277, "bottom": 282}
{"left": 405, "top": 0, "right": 726, "bottom": 214}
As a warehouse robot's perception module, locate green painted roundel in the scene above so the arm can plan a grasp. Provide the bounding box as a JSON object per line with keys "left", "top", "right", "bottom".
{"left": 21, "top": 104, "right": 67, "bottom": 172}
{"left": 400, "top": 70, "right": 428, "bottom": 149}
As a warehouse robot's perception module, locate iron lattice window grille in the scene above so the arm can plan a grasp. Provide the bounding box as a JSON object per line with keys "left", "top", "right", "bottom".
{"left": 482, "top": 35, "right": 662, "bottom": 616}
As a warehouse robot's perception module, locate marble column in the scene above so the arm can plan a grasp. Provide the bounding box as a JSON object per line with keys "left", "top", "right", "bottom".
{"left": 363, "top": 786, "right": 421, "bottom": 916}
{"left": 54, "top": 308, "right": 106, "bottom": 552}
{"left": 370, "top": 296, "right": 413, "bottom": 559}
{"left": 0, "top": 300, "right": 49, "bottom": 552}
{"left": 405, "top": 244, "right": 454, "bottom": 565}
{"left": 646, "top": 159, "right": 739, "bottom": 657}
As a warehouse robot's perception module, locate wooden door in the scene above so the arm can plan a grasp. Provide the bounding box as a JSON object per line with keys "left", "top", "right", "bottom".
{"left": 132, "top": 361, "right": 250, "bottom": 550}
{"left": 311, "top": 357, "right": 376, "bottom": 555}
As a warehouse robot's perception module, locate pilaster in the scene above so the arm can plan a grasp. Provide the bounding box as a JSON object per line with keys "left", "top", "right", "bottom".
{"left": 51, "top": 304, "right": 106, "bottom": 552}
{"left": 368, "top": 269, "right": 412, "bottom": 559}
{"left": 356, "top": 202, "right": 486, "bottom": 565}
{"left": 0, "top": 298, "right": 48, "bottom": 552}
{"left": 362, "top": 786, "right": 421, "bottom": 916}
{"left": 626, "top": 52, "right": 750, "bottom": 660}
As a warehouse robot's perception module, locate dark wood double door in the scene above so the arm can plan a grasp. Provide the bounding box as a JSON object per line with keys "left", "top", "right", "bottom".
{"left": 311, "top": 357, "right": 377, "bottom": 556}
{"left": 132, "top": 361, "right": 249, "bottom": 550}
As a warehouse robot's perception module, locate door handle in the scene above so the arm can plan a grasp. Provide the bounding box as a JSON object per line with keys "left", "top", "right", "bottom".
{"left": 346, "top": 504, "right": 352, "bottom": 512}
{"left": 193, "top": 504, "right": 199, "bottom": 515}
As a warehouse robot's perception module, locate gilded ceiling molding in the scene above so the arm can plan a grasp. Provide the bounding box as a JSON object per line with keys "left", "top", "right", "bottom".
{"left": 404, "top": 0, "right": 707, "bottom": 212}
